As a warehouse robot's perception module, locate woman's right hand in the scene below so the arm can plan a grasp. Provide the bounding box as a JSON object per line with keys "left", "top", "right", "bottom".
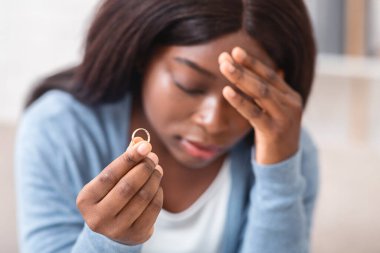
{"left": 76, "top": 137, "right": 163, "bottom": 245}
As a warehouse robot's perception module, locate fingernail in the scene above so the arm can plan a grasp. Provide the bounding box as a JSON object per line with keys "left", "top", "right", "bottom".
{"left": 129, "top": 137, "right": 143, "bottom": 148}
{"left": 137, "top": 142, "right": 150, "bottom": 155}
{"left": 224, "top": 86, "right": 236, "bottom": 98}
{"left": 237, "top": 47, "right": 247, "bottom": 59}
{"left": 225, "top": 62, "right": 235, "bottom": 73}
{"left": 219, "top": 52, "right": 233, "bottom": 65}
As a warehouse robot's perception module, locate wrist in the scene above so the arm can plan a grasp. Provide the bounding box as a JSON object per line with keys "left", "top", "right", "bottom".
{"left": 255, "top": 143, "right": 299, "bottom": 165}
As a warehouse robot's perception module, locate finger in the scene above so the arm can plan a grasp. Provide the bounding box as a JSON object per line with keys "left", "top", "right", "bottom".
{"left": 116, "top": 169, "right": 162, "bottom": 226}
{"left": 129, "top": 138, "right": 159, "bottom": 166}
{"left": 129, "top": 136, "right": 149, "bottom": 148}
{"left": 219, "top": 60, "right": 286, "bottom": 119}
{"left": 218, "top": 52, "right": 234, "bottom": 65}
{"left": 82, "top": 140, "right": 153, "bottom": 203}
{"left": 132, "top": 137, "right": 159, "bottom": 167}
{"left": 146, "top": 152, "right": 159, "bottom": 166}
{"left": 97, "top": 155, "right": 158, "bottom": 215}
{"left": 130, "top": 187, "right": 163, "bottom": 237}
{"left": 222, "top": 85, "right": 271, "bottom": 130}
{"left": 231, "top": 47, "right": 293, "bottom": 94}
{"left": 221, "top": 50, "right": 303, "bottom": 109}
{"left": 155, "top": 164, "right": 163, "bottom": 176}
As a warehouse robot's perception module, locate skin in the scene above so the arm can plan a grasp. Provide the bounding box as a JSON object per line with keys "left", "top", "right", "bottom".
{"left": 77, "top": 30, "right": 303, "bottom": 245}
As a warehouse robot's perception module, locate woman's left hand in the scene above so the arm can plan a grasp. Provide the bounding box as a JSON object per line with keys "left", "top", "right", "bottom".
{"left": 219, "top": 47, "right": 303, "bottom": 165}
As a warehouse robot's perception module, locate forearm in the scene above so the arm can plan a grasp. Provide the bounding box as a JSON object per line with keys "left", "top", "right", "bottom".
{"left": 240, "top": 150, "right": 308, "bottom": 253}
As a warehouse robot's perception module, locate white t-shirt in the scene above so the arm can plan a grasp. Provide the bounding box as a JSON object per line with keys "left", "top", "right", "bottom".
{"left": 142, "top": 158, "right": 231, "bottom": 253}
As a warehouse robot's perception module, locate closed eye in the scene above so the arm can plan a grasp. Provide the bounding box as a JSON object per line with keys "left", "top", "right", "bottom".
{"left": 173, "top": 80, "right": 205, "bottom": 95}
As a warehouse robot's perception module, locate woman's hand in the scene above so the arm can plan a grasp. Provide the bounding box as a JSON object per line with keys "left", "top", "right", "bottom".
{"left": 219, "top": 47, "right": 303, "bottom": 165}
{"left": 76, "top": 137, "right": 163, "bottom": 245}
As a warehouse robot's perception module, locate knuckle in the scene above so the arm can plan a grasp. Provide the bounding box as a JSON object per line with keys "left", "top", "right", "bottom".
{"left": 136, "top": 188, "right": 153, "bottom": 203}
{"left": 124, "top": 151, "right": 138, "bottom": 164}
{"left": 146, "top": 152, "right": 159, "bottom": 165}
{"left": 141, "top": 159, "right": 155, "bottom": 174}
{"left": 117, "top": 179, "right": 138, "bottom": 198}
{"left": 87, "top": 214, "right": 103, "bottom": 232}
{"left": 99, "top": 170, "right": 118, "bottom": 186}
{"left": 151, "top": 169, "right": 163, "bottom": 181}
{"left": 266, "top": 70, "right": 277, "bottom": 82}
{"left": 248, "top": 103, "right": 262, "bottom": 118}
{"left": 258, "top": 83, "right": 270, "bottom": 98}
{"left": 76, "top": 192, "right": 87, "bottom": 210}
{"left": 107, "top": 224, "right": 122, "bottom": 240}
{"left": 151, "top": 188, "right": 164, "bottom": 210}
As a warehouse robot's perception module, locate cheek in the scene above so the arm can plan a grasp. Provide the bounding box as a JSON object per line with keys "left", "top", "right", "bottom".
{"left": 142, "top": 73, "right": 190, "bottom": 130}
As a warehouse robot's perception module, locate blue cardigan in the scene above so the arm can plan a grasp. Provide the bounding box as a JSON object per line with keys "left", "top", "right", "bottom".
{"left": 15, "top": 90, "right": 319, "bottom": 253}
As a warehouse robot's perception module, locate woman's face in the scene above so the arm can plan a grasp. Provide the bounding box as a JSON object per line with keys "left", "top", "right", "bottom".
{"left": 141, "top": 31, "right": 276, "bottom": 169}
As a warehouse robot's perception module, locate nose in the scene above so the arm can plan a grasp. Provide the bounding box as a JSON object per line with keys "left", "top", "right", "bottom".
{"left": 192, "top": 96, "right": 230, "bottom": 135}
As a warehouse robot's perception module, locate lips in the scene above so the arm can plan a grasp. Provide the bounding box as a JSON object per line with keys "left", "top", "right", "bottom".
{"left": 179, "top": 138, "right": 224, "bottom": 160}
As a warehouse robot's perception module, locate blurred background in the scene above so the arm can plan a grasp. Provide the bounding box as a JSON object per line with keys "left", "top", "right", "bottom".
{"left": 1, "top": 0, "right": 380, "bottom": 252}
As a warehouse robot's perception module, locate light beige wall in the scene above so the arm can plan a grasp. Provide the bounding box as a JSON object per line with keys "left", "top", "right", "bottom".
{"left": 0, "top": 0, "right": 99, "bottom": 124}
{"left": 368, "top": 0, "right": 380, "bottom": 55}
{"left": 0, "top": 126, "right": 18, "bottom": 253}
{"left": 303, "top": 56, "right": 380, "bottom": 252}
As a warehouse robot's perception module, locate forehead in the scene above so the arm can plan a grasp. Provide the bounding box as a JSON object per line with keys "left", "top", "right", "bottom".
{"left": 159, "top": 30, "right": 276, "bottom": 69}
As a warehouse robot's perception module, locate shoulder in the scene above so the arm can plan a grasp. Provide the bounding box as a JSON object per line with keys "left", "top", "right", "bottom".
{"left": 17, "top": 90, "right": 100, "bottom": 157}
{"left": 19, "top": 90, "right": 130, "bottom": 144}
{"left": 16, "top": 91, "right": 99, "bottom": 180}
{"left": 15, "top": 90, "right": 131, "bottom": 195}
{"left": 16, "top": 90, "right": 130, "bottom": 182}
{"left": 21, "top": 90, "right": 94, "bottom": 130}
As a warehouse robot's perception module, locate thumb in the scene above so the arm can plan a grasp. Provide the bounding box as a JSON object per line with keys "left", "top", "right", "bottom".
{"left": 128, "top": 136, "right": 145, "bottom": 148}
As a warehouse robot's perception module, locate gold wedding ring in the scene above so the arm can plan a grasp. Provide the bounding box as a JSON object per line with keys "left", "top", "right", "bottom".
{"left": 131, "top": 128, "right": 150, "bottom": 144}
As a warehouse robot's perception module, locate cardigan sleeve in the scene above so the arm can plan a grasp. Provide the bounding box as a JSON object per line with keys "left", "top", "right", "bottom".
{"left": 15, "top": 91, "right": 143, "bottom": 253}
{"left": 239, "top": 129, "right": 319, "bottom": 253}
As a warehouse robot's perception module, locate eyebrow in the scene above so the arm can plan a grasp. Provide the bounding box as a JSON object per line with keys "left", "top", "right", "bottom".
{"left": 174, "top": 57, "right": 216, "bottom": 79}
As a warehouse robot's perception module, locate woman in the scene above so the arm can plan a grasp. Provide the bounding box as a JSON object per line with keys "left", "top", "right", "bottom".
{"left": 15, "top": 0, "right": 319, "bottom": 252}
